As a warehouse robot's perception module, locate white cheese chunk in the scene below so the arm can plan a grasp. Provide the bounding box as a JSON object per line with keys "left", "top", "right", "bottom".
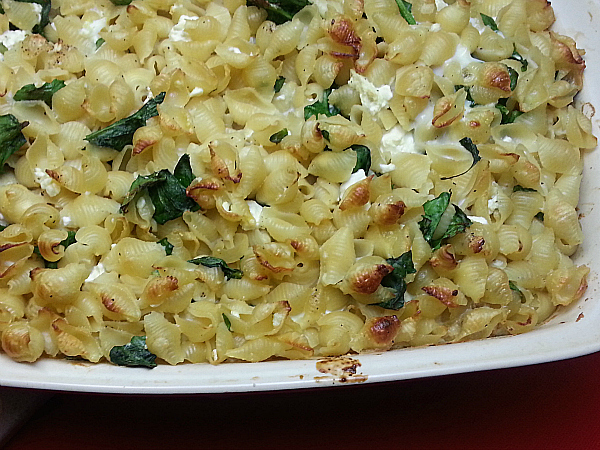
{"left": 80, "top": 17, "right": 107, "bottom": 53}
{"left": 85, "top": 263, "right": 106, "bottom": 283}
{"left": 488, "top": 182, "right": 500, "bottom": 215}
{"left": 0, "top": 30, "right": 29, "bottom": 51}
{"left": 348, "top": 70, "right": 394, "bottom": 115}
{"left": 33, "top": 168, "right": 61, "bottom": 197}
{"left": 60, "top": 215, "right": 72, "bottom": 227}
{"left": 467, "top": 215, "right": 489, "bottom": 225}
{"left": 169, "top": 15, "right": 198, "bottom": 42}
{"left": 380, "top": 125, "right": 418, "bottom": 164}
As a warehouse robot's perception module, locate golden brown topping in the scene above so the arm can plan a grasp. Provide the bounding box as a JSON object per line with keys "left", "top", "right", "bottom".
{"left": 366, "top": 315, "right": 400, "bottom": 346}
{"left": 422, "top": 285, "right": 460, "bottom": 307}
{"left": 329, "top": 18, "right": 361, "bottom": 56}
{"left": 349, "top": 263, "right": 393, "bottom": 294}
{"left": 339, "top": 175, "right": 373, "bottom": 210}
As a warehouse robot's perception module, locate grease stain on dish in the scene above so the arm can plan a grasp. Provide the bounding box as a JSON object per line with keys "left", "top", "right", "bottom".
{"left": 315, "top": 357, "right": 368, "bottom": 383}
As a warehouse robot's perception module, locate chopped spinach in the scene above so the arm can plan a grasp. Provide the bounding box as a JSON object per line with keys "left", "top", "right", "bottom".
{"left": 109, "top": 336, "right": 157, "bottom": 368}
{"left": 395, "top": 0, "right": 416, "bottom": 25}
{"left": 188, "top": 256, "right": 243, "bottom": 280}
{"left": 246, "top": 0, "right": 310, "bottom": 24}
{"left": 14, "top": 79, "right": 66, "bottom": 107}
{"left": 510, "top": 47, "right": 528, "bottom": 72}
{"left": 85, "top": 92, "right": 165, "bottom": 151}
{"left": 15, "top": 0, "right": 51, "bottom": 35}
{"left": 121, "top": 154, "right": 198, "bottom": 225}
{"left": 507, "top": 66, "right": 519, "bottom": 91}
{"left": 269, "top": 128, "right": 289, "bottom": 143}
{"left": 109, "top": 0, "right": 132, "bottom": 4}
{"left": 440, "top": 137, "right": 481, "bottom": 180}
{"left": 480, "top": 13, "right": 498, "bottom": 31}
{"left": 350, "top": 144, "right": 371, "bottom": 173}
{"left": 274, "top": 76, "right": 285, "bottom": 93}
{"left": 513, "top": 185, "right": 536, "bottom": 193}
{"left": 157, "top": 238, "right": 174, "bottom": 256}
{"left": 304, "top": 88, "right": 340, "bottom": 120}
{"left": 374, "top": 251, "right": 416, "bottom": 310}
{"left": 418, "top": 192, "right": 472, "bottom": 250}
{"left": 95, "top": 38, "right": 105, "bottom": 49}
{"left": 222, "top": 313, "right": 232, "bottom": 331}
{"left": 0, "top": 114, "right": 28, "bottom": 172}
{"left": 496, "top": 103, "right": 523, "bottom": 124}
{"left": 173, "top": 153, "right": 195, "bottom": 187}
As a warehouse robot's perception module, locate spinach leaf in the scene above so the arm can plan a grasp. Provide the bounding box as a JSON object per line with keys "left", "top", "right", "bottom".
{"left": 148, "top": 172, "right": 197, "bottom": 225}
{"left": 350, "top": 144, "right": 371, "bottom": 173}
{"left": 510, "top": 47, "right": 528, "bottom": 72}
{"left": 246, "top": 0, "right": 309, "bottom": 24}
{"left": 269, "top": 128, "right": 289, "bottom": 144}
{"left": 0, "top": 114, "right": 28, "bottom": 172}
{"left": 374, "top": 251, "right": 416, "bottom": 310}
{"left": 418, "top": 192, "right": 472, "bottom": 250}
{"left": 496, "top": 103, "right": 523, "bottom": 124}
{"left": 121, "top": 170, "right": 168, "bottom": 211}
{"left": 274, "top": 76, "right": 285, "bottom": 93}
{"left": 480, "top": 13, "right": 498, "bottom": 31}
{"left": 157, "top": 238, "right": 174, "bottom": 256}
{"left": 222, "top": 313, "right": 232, "bottom": 331}
{"left": 95, "top": 38, "right": 105, "bottom": 49}
{"left": 513, "top": 185, "right": 536, "bottom": 193}
{"left": 395, "top": 0, "right": 416, "bottom": 25}
{"left": 418, "top": 192, "right": 451, "bottom": 244}
{"left": 14, "top": 79, "right": 66, "bottom": 107}
{"left": 442, "top": 205, "right": 471, "bottom": 242}
{"left": 188, "top": 256, "right": 243, "bottom": 280}
{"left": 15, "top": 0, "right": 51, "bottom": 35}
{"left": 121, "top": 154, "right": 197, "bottom": 225}
{"left": 109, "top": 336, "right": 157, "bottom": 368}
{"left": 507, "top": 66, "right": 519, "bottom": 91}
{"left": 85, "top": 92, "right": 165, "bottom": 151}
{"left": 440, "top": 137, "right": 481, "bottom": 180}
{"left": 304, "top": 88, "right": 340, "bottom": 120}
{"left": 173, "top": 153, "right": 195, "bottom": 187}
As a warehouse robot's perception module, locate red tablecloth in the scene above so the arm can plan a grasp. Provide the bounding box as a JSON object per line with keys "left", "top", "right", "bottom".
{"left": 5, "top": 351, "right": 600, "bottom": 449}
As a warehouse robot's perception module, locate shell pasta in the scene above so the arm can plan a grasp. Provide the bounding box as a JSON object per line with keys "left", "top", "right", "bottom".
{"left": 0, "top": 0, "right": 594, "bottom": 366}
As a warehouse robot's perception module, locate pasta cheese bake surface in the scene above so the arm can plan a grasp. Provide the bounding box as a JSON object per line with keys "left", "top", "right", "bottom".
{"left": 0, "top": 0, "right": 595, "bottom": 367}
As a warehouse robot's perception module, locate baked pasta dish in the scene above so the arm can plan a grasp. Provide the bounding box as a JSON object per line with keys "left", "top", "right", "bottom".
{"left": 0, "top": 0, "right": 595, "bottom": 367}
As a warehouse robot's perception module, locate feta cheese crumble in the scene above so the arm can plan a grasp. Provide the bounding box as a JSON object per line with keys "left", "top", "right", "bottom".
{"left": 33, "top": 168, "right": 61, "bottom": 197}
{"left": 169, "top": 15, "right": 198, "bottom": 42}
{"left": 0, "top": 30, "right": 29, "bottom": 52}
{"left": 348, "top": 70, "right": 394, "bottom": 115}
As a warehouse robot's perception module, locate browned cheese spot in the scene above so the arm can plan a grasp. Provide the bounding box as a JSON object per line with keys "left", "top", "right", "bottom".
{"left": 367, "top": 315, "right": 400, "bottom": 346}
